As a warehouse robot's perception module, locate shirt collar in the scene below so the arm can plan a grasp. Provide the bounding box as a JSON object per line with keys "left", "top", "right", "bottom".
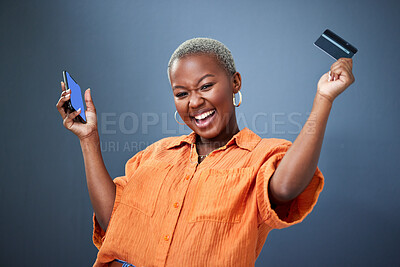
{"left": 165, "top": 131, "right": 197, "bottom": 149}
{"left": 166, "top": 127, "right": 261, "bottom": 151}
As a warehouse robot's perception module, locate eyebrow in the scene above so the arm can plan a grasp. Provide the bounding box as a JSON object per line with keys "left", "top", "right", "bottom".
{"left": 173, "top": 74, "right": 215, "bottom": 90}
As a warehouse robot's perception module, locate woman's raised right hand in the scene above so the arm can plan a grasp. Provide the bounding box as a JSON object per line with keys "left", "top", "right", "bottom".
{"left": 56, "top": 81, "right": 99, "bottom": 141}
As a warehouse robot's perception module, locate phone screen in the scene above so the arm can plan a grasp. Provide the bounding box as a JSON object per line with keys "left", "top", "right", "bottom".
{"left": 64, "top": 71, "right": 86, "bottom": 122}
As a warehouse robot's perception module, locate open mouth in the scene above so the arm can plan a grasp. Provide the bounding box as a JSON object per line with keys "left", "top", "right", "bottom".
{"left": 192, "top": 109, "right": 216, "bottom": 128}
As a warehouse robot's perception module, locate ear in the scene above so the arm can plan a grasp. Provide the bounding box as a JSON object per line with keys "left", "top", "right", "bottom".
{"left": 232, "top": 72, "right": 242, "bottom": 94}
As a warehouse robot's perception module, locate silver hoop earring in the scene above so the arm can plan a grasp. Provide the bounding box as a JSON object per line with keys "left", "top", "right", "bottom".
{"left": 233, "top": 91, "right": 242, "bottom": 107}
{"left": 174, "top": 110, "right": 185, "bottom": 125}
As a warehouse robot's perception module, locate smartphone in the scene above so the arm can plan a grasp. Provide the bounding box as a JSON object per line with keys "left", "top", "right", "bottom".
{"left": 314, "top": 29, "right": 358, "bottom": 60}
{"left": 62, "top": 71, "right": 87, "bottom": 123}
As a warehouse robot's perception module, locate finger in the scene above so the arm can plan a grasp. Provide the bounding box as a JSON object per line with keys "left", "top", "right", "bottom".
{"left": 329, "top": 58, "right": 353, "bottom": 82}
{"left": 331, "top": 59, "right": 352, "bottom": 74}
{"left": 60, "top": 88, "right": 70, "bottom": 97}
{"left": 331, "top": 65, "right": 353, "bottom": 82}
{"left": 328, "top": 66, "right": 339, "bottom": 81}
{"left": 56, "top": 93, "right": 71, "bottom": 117}
{"left": 330, "top": 67, "right": 343, "bottom": 79}
{"left": 60, "top": 81, "right": 71, "bottom": 102}
{"left": 329, "top": 65, "right": 341, "bottom": 81}
{"left": 329, "top": 69, "right": 341, "bottom": 81}
{"left": 61, "top": 81, "right": 66, "bottom": 92}
{"left": 331, "top": 58, "right": 351, "bottom": 72}
{"left": 330, "top": 59, "right": 343, "bottom": 68}
{"left": 337, "top": 64, "right": 355, "bottom": 83}
{"left": 84, "top": 88, "right": 96, "bottom": 113}
{"left": 340, "top": 58, "right": 353, "bottom": 67}
{"left": 331, "top": 62, "right": 352, "bottom": 78}
{"left": 63, "top": 108, "right": 82, "bottom": 130}
{"left": 331, "top": 63, "right": 351, "bottom": 75}
{"left": 335, "top": 58, "right": 353, "bottom": 71}
{"left": 337, "top": 58, "right": 352, "bottom": 63}
{"left": 339, "top": 57, "right": 352, "bottom": 64}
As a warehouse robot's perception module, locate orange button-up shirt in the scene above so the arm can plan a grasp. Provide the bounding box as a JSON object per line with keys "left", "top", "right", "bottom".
{"left": 93, "top": 127, "right": 324, "bottom": 266}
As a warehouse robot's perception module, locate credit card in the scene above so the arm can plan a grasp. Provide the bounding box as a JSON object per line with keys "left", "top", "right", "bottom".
{"left": 314, "top": 29, "right": 358, "bottom": 60}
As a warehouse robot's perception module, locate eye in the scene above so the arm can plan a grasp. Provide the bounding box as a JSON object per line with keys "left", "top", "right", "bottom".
{"left": 201, "top": 83, "right": 214, "bottom": 90}
{"left": 175, "top": 92, "right": 187, "bottom": 98}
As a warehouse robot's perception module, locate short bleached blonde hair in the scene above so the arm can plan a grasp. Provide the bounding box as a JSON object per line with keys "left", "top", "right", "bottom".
{"left": 167, "top": 37, "right": 237, "bottom": 81}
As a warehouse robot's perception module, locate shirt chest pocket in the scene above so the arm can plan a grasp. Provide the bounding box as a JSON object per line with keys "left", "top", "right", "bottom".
{"left": 188, "top": 167, "right": 254, "bottom": 224}
{"left": 120, "top": 160, "right": 172, "bottom": 217}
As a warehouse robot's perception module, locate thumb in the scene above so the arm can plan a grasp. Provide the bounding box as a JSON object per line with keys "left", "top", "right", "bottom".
{"left": 85, "top": 88, "right": 96, "bottom": 112}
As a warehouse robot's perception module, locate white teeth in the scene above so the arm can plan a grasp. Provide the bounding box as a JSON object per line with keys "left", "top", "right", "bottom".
{"left": 194, "top": 110, "right": 215, "bottom": 120}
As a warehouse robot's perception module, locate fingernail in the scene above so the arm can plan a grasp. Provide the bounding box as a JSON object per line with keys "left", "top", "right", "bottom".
{"left": 77, "top": 108, "right": 81, "bottom": 112}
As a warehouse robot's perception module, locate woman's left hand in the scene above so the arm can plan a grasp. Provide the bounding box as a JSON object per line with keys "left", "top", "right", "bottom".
{"left": 317, "top": 58, "right": 355, "bottom": 103}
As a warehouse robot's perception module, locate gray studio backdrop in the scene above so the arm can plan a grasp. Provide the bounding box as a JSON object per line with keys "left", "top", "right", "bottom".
{"left": 1, "top": 0, "right": 399, "bottom": 266}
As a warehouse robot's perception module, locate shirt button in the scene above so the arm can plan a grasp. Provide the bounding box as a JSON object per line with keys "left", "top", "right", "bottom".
{"left": 185, "top": 175, "right": 190, "bottom": 180}
{"left": 164, "top": 235, "right": 170, "bottom": 241}
{"left": 173, "top": 202, "right": 179, "bottom": 208}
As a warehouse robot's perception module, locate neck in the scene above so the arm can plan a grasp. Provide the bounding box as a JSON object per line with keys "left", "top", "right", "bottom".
{"left": 197, "top": 121, "right": 240, "bottom": 152}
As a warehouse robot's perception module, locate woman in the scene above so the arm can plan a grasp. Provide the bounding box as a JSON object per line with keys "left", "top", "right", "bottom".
{"left": 56, "top": 38, "right": 354, "bottom": 266}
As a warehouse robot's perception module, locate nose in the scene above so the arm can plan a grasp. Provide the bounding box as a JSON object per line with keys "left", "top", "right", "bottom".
{"left": 188, "top": 91, "right": 205, "bottom": 109}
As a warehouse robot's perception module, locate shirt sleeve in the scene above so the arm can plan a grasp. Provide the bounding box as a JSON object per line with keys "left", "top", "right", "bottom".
{"left": 256, "top": 141, "right": 324, "bottom": 229}
{"left": 92, "top": 150, "right": 145, "bottom": 249}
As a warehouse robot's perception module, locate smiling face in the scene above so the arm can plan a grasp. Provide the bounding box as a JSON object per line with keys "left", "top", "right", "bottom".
{"left": 169, "top": 54, "right": 241, "bottom": 141}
